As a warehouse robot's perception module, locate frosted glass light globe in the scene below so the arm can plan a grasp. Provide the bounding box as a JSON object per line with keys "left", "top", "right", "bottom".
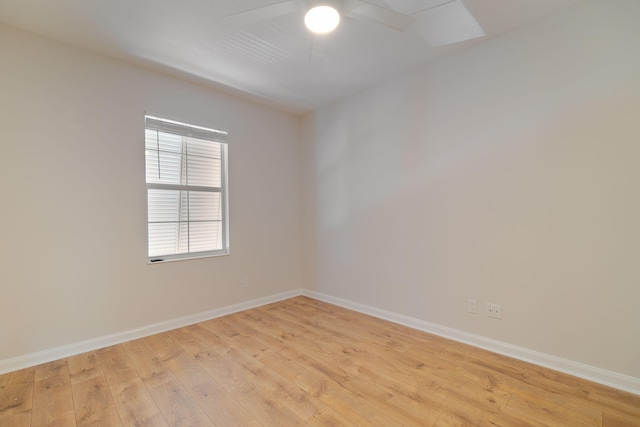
{"left": 304, "top": 5, "right": 340, "bottom": 34}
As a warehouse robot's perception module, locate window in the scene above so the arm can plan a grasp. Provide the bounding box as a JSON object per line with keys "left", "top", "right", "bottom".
{"left": 145, "top": 114, "right": 229, "bottom": 262}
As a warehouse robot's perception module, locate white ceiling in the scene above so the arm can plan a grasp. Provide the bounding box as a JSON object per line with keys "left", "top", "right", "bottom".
{"left": 0, "top": 0, "right": 583, "bottom": 114}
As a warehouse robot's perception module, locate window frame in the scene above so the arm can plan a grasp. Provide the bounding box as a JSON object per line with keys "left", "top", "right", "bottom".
{"left": 144, "top": 114, "right": 229, "bottom": 263}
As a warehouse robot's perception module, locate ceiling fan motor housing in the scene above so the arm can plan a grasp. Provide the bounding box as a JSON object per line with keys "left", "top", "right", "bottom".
{"left": 305, "top": 0, "right": 341, "bottom": 10}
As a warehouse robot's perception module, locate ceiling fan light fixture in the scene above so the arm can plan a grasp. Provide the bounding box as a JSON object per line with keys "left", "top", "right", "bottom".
{"left": 304, "top": 5, "right": 340, "bottom": 34}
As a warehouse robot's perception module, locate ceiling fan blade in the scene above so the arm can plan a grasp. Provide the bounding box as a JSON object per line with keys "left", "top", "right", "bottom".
{"left": 345, "top": 0, "right": 415, "bottom": 32}
{"left": 223, "top": 0, "right": 301, "bottom": 27}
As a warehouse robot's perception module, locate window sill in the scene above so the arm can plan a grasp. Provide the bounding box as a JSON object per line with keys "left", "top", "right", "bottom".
{"left": 146, "top": 251, "right": 229, "bottom": 264}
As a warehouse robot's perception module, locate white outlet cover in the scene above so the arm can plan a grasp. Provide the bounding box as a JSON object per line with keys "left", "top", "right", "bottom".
{"left": 486, "top": 303, "right": 502, "bottom": 319}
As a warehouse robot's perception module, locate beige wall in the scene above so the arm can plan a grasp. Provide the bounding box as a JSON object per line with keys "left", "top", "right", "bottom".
{"left": 0, "top": 24, "right": 302, "bottom": 361}
{"left": 301, "top": 0, "right": 640, "bottom": 378}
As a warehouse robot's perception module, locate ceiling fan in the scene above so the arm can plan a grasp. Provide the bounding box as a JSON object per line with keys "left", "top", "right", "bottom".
{"left": 223, "top": 0, "right": 418, "bottom": 35}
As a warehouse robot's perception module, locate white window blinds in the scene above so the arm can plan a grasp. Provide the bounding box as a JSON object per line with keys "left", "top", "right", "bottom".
{"left": 145, "top": 115, "right": 229, "bottom": 261}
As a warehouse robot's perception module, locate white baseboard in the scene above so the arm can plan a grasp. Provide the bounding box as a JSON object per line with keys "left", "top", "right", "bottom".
{"left": 0, "top": 289, "right": 301, "bottom": 375}
{"left": 3, "top": 287, "right": 638, "bottom": 396}
{"left": 301, "top": 289, "right": 640, "bottom": 396}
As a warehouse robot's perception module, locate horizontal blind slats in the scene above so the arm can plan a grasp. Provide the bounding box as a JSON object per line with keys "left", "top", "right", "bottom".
{"left": 145, "top": 116, "right": 227, "bottom": 143}
{"left": 145, "top": 114, "right": 227, "bottom": 258}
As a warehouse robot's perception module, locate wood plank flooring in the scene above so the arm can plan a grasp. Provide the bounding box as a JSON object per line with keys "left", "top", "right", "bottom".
{"left": 1, "top": 296, "right": 639, "bottom": 426}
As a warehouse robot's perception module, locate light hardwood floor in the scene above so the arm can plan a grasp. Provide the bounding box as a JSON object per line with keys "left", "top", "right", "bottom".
{"left": 1, "top": 296, "right": 639, "bottom": 426}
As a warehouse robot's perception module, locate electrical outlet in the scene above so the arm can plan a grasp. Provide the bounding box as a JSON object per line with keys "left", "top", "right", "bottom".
{"left": 486, "top": 303, "right": 502, "bottom": 319}
{"left": 467, "top": 299, "right": 477, "bottom": 314}
{"left": 241, "top": 277, "right": 249, "bottom": 288}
